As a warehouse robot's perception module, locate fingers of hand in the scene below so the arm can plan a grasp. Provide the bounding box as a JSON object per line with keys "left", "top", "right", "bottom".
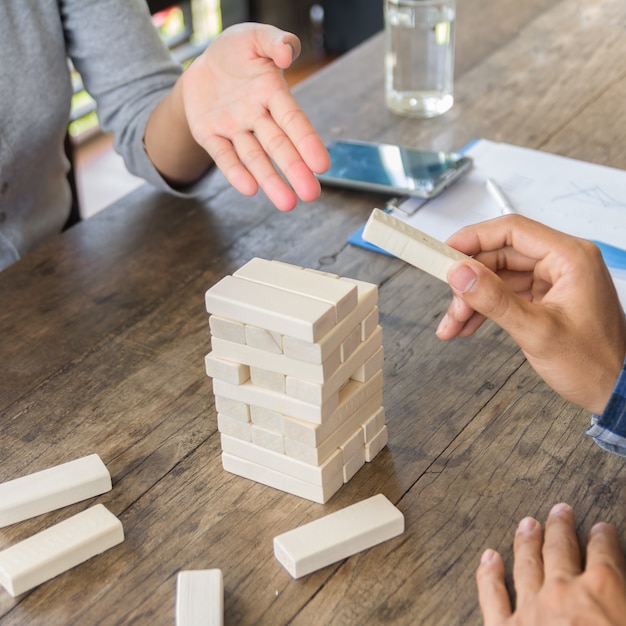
{"left": 204, "top": 134, "right": 258, "bottom": 197}
{"left": 232, "top": 131, "right": 299, "bottom": 211}
{"left": 476, "top": 549, "right": 512, "bottom": 626}
{"left": 446, "top": 261, "right": 530, "bottom": 334}
{"left": 512, "top": 517, "right": 544, "bottom": 607}
{"left": 584, "top": 522, "right": 626, "bottom": 598}
{"left": 264, "top": 90, "right": 330, "bottom": 175}
{"left": 542, "top": 503, "right": 582, "bottom": 580}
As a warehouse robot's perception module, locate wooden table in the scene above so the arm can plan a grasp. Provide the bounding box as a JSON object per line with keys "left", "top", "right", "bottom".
{"left": 2, "top": 0, "right": 626, "bottom": 623}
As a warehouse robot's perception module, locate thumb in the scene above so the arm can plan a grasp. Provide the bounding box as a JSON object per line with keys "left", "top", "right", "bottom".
{"left": 256, "top": 26, "right": 301, "bottom": 69}
{"left": 447, "top": 261, "right": 535, "bottom": 341}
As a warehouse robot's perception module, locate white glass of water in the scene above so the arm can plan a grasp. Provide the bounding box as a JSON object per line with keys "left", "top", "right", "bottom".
{"left": 384, "top": 0, "right": 456, "bottom": 118}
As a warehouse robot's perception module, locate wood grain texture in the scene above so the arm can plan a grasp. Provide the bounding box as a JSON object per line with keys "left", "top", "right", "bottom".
{"left": 2, "top": 0, "right": 626, "bottom": 623}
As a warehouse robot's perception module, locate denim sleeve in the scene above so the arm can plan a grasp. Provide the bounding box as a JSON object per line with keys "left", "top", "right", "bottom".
{"left": 586, "top": 356, "right": 626, "bottom": 456}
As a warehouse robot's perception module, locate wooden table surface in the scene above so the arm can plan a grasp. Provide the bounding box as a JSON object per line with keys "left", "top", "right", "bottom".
{"left": 2, "top": 1, "right": 626, "bottom": 623}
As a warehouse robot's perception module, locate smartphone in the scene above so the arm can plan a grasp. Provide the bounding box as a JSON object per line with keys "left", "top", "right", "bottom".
{"left": 317, "top": 139, "right": 473, "bottom": 199}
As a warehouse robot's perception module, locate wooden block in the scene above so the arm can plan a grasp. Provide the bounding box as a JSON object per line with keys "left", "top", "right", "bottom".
{"left": 221, "top": 453, "right": 344, "bottom": 504}
{"left": 217, "top": 413, "right": 251, "bottom": 441}
{"left": 212, "top": 379, "right": 339, "bottom": 425}
{"left": 175, "top": 569, "right": 223, "bottom": 626}
{"left": 342, "top": 448, "right": 366, "bottom": 483}
{"left": 251, "top": 425, "right": 285, "bottom": 454}
{"left": 249, "top": 367, "right": 286, "bottom": 393}
{"left": 205, "top": 275, "right": 336, "bottom": 343}
{"left": 211, "top": 336, "right": 342, "bottom": 384}
{"left": 244, "top": 325, "right": 283, "bottom": 354}
{"left": 0, "top": 504, "right": 124, "bottom": 597}
{"left": 340, "top": 429, "right": 365, "bottom": 464}
{"left": 283, "top": 372, "right": 383, "bottom": 447}
{"left": 365, "top": 424, "right": 389, "bottom": 462}
{"left": 340, "top": 325, "right": 361, "bottom": 363}
{"left": 220, "top": 435, "right": 343, "bottom": 487}
{"left": 282, "top": 284, "right": 378, "bottom": 365}
{"left": 362, "top": 208, "right": 471, "bottom": 283}
{"left": 253, "top": 326, "right": 383, "bottom": 408}
{"left": 273, "top": 494, "right": 404, "bottom": 578}
{"left": 250, "top": 406, "right": 284, "bottom": 433}
{"left": 360, "top": 306, "right": 379, "bottom": 342}
{"left": 285, "top": 364, "right": 342, "bottom": 405}
{"left": 284, "top": 393, "right": 382, "bottom": 466}
{"left": 214, "top": 396, "right": 249, "bottom": 422}
{"left": 306, "top": 326, "right": 382, "bottom": 400}
{"left": 234, "top": 258, "right": 358, "bottom": 323}
{"left": 204, "top": 353, "right": 250, "bottom": 385}
{"left": 350, "top": 346, "right": 384, "bottom": 383}
{"left": 209, "top": 315, "right": 246, "bottom": 344}
{"left": 363, "top": 406, "right": 386, "bottom": 442}
{"left": 0, "top": 454, "right": 112, "bottom": 528}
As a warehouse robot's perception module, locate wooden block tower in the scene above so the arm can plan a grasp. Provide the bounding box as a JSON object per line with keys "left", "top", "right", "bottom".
{"left": 204, "top": 258, "right": 387, "bottom": 503}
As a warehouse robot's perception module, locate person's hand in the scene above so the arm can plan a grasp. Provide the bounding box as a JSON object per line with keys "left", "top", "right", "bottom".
{"left": 178, "top": 23, "right": 330, "bottom": 211}
{"left": 435, "top": 215, "right": 626, "bottom": 415}
{"left": 477, "top": 503, "right": 626, "bottom": 625}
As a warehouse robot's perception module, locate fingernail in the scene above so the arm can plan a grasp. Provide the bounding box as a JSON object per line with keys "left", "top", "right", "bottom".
{"left": 517, "top": 516, "right": 539, "bottom": 534}
{"left": 448, "top": 263, "right": 477, "bottom": 293}
{"left": 480, "top": 548, "right": 497, "bottom": 564}
{"left": 435, "top": 312, "right": 450, "bottom": 336}
{"left": 549, "top": 503, "right": 572, "bottom": 518}
{"left": 589, "top": 522, "right": 611, "bottom": 536}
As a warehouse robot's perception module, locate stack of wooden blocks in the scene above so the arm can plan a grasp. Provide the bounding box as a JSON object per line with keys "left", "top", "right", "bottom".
{"left": 204, "top": 258, "right": 387, "bottom": 503}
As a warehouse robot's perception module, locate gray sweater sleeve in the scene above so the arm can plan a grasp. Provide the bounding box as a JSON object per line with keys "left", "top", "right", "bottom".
{"left": 61, "top": 0, "right": 205, "bottom": 192}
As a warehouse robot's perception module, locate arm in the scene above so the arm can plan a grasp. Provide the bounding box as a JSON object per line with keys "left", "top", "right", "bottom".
{"left": 144, "top": 23, "right": 330, "bottom": 211}
{"left": 435, "top": 215, "right": 626, "bottom": 416}
{"left": 477, "top": 503, "right": 626, "bottom": 625}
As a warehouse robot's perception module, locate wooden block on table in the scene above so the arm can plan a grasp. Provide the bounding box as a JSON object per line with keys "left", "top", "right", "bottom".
{"left": 365, "top": 424, "right": 389, "bottom": 462}
{"left": 273, "top": 494, "right": 404, "bottom": 578}
{"left": 362, "top": 208, "right": 471, "bottom": 283}
{"left": 211, "top": 336, "right": 342, "bottom": 384}
{"left": 284, "top": 393, "right": 382, "bottom": 466}
{"left": 0, "top": 504, "right": 124, "bottom": 597}
{"left": 234, "top": 258, "right": 358, "bottom": 323}
{"left": 212, "top": 379, "right": 339, "bottom": 425}
{"left": 205, "top": 275, "right": 336, "bottom": 343}
{"left": 244, "top": 325, "right": 283, "bottom": 354}
{"left": 175, "top": 569, "right": 223, "bottom": 626}
{"left": 209, "top": 315, "right": 246, "bottom": 344}
{"left": 221, "top": 453, "right": 344, "bottom": 504}
{"left": 221, "top": 434, "right": 343, "bottom": 487}
{"left": 251, "top": 424, "right": 285, "bottom": 454}
{"left": 204, "top": 353, "right": 250, "bottom": 385}
{"left": 0, "top": 454, "right": 112, "bottom": 528}
{"left": 282, "top": 283, "right": 378, "bottom": 365}
{"left": 283, "top": 371, "right": 383, "bottom": 447}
